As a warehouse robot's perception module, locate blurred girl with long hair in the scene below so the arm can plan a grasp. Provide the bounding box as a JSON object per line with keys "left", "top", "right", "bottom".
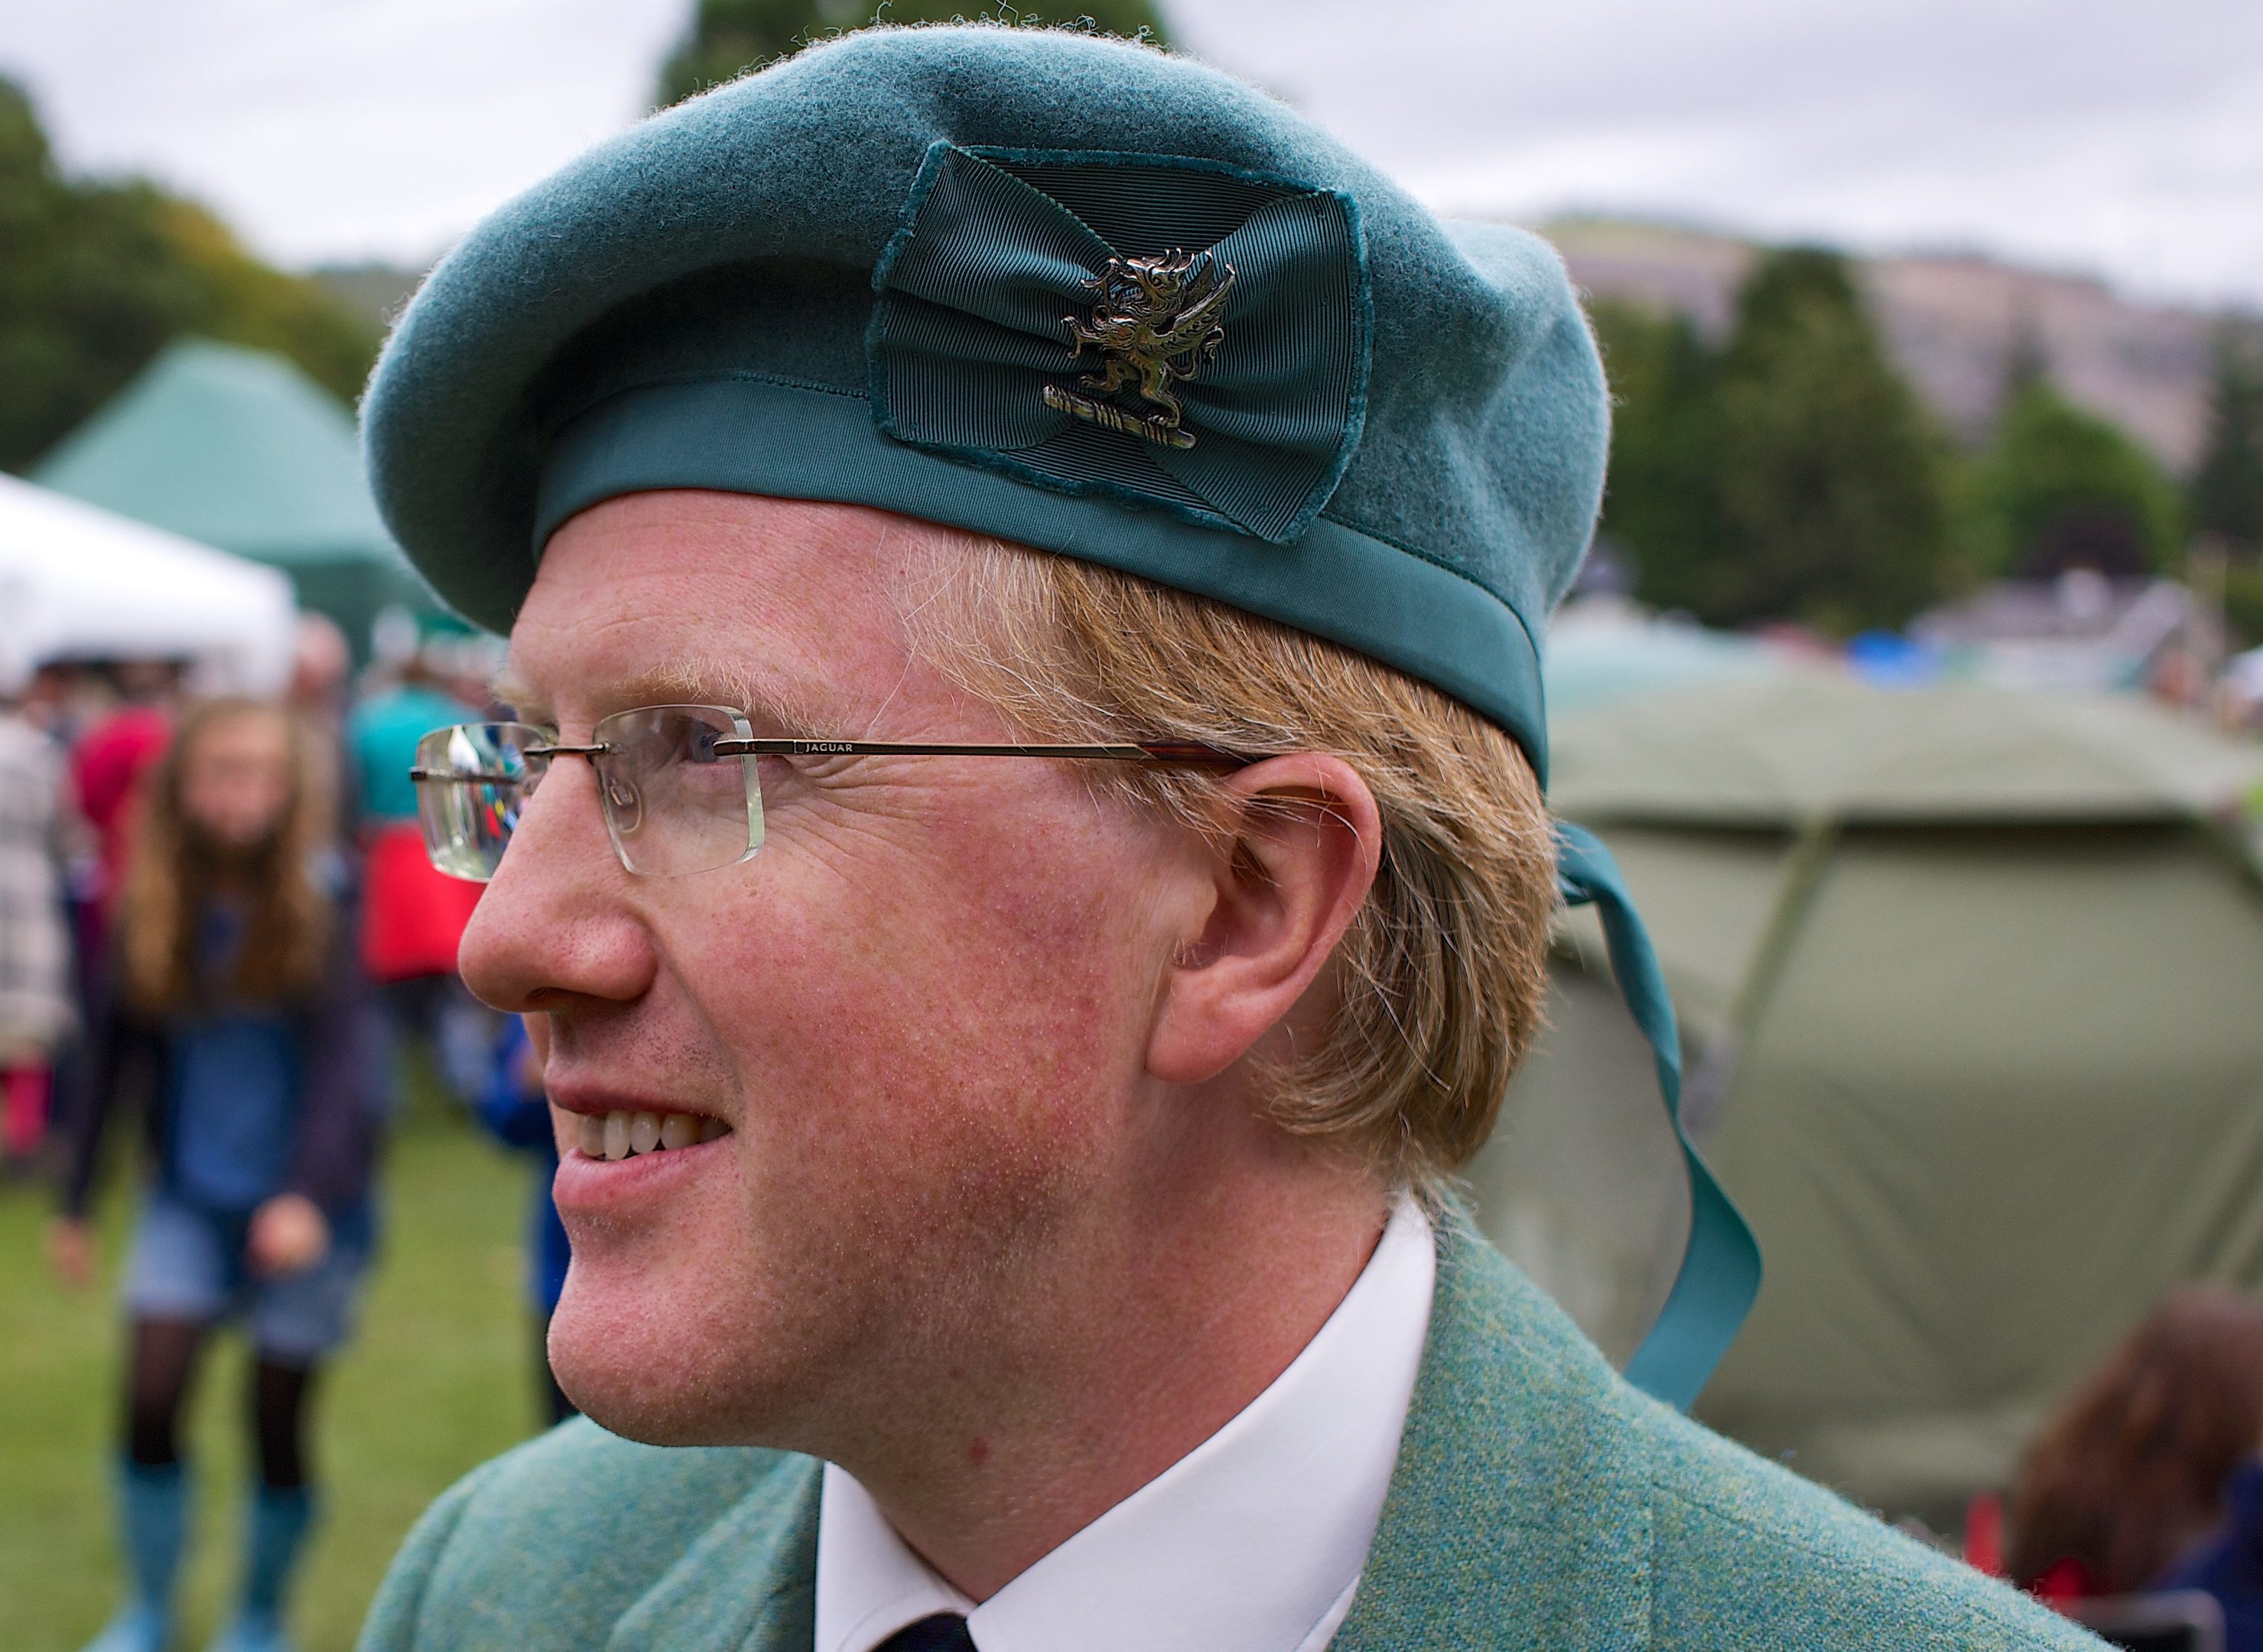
{"left": 2008, "top": 1285, "right": 2263, "bottom": 1599}
{"left": 51, "top": 698, "right": 381, "bottom": 1652}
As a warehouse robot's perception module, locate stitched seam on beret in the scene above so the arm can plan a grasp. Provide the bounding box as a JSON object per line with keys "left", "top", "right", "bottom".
{"left": 1318, "top": 506, "right": 1547, "bottom": 669}
{"left": 967, "top": 142, "right": 1350, "bottom": 201}
{"left": 882, "top": 413, "right": 1250, "bottom": 534}
{"left": 541, "top": 369, "right": 864, "bottom": 441}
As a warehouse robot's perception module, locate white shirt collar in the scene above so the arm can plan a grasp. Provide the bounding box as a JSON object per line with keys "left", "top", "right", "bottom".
{"left": 814, "top": 1195, "right": 1436, "bottom": 1652}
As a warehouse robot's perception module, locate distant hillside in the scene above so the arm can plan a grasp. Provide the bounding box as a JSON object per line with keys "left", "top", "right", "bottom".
{"left": 1546, "top": 218, "right": 2232, "bottom": 473}
{"left": 313, "top": 262, "right": 425, "bottom": 334}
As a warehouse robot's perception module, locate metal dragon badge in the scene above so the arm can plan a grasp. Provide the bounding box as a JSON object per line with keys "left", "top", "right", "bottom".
{"left": 1043, "top": 251, "right": 1237, "bottom": 450}
{"left": 870, "top": 142, "right": 1369, "bottom": 542}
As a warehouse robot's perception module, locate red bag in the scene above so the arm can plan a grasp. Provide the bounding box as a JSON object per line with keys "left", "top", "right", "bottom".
{"left": 359, "top": 822, "right": 483, "bottom": 983}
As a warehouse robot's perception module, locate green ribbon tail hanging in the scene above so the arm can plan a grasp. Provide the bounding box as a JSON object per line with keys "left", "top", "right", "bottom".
{"left": 1553, "top": 821, "right": 1762, "bottom": 1410}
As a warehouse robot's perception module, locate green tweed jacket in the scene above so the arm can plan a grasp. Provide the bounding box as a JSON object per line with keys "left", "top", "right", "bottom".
{"left": 359, "top": 1215, "right": 2102, "bottom": 1650}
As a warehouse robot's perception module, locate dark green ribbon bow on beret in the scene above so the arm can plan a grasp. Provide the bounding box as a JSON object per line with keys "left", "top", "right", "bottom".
{"left": 870, "top": 143, "right": 1374, "bottom": 545}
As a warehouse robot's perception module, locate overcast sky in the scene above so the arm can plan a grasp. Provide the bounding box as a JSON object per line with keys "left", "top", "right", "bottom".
{"left": 2, "top": 0, "right": 2258, "bottom": 309}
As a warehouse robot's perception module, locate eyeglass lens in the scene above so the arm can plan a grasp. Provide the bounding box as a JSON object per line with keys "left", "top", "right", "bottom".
{"left": 411, "top": 705, "right": 763, "bottom": 883}
{"left": 591, "top": 705, "right": 763, "bottom": 877}
{"left": 414, "top": 722, "right": 544, "bottom": 882}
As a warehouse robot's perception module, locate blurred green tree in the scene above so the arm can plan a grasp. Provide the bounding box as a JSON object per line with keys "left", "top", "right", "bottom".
{"left": 2188, "top": 327, "right": 2263, "bottom": 644}
{"left": 2224, "top": 566, "right": 2263, "bottom": 649}
{"left": 657, "top": 0, "right": 1172, "bottom": 106}
{"left": 0, "top": 79, "right": 379, "bottom": 473}
{"left": 1965, "top": 378, "right": 2182, "bottom": 580}
{"left": 1588, "top": 298, "right": 1727, "bottom": 614}
{"left": 1705, "top": 248, "right": 1953, "bottom": 631}
{"left": 2190, "top": 326, "right": 2263, "bottom": 552}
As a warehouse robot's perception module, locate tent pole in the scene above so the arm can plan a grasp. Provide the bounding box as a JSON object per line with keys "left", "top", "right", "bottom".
{"left": 1731, "top": 818, "right": 1842, "bottom": 1039}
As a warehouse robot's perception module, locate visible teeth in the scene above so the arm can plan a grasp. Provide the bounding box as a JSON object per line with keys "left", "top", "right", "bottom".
{"left": 579, "top": 1109, "right": 730, "bottom": 1161}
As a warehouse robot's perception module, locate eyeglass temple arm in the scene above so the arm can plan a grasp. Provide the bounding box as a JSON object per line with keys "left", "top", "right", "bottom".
{"left": 409, "top": 740, "right": 1248, "bottom": 783}
{"left": 710, "top": 738, "right": 1249, "bottom": 765}
{"left": 410, "top": 740, "right": 604, "bottom": 779}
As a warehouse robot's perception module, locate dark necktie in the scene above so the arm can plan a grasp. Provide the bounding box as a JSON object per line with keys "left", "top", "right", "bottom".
{"left": 875, "top": 1613, "right": 976, "bottom": 1652}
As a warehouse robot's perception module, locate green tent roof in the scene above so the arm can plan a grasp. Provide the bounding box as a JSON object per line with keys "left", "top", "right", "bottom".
{"left": 1548, "top": 674, "right": 2262, "bottom": 828}
{"left": 1541, "top": 605, "right": 1785, "bottom": 717}
{"left": 33, "top": 338, "right": 401, "bottom": 571}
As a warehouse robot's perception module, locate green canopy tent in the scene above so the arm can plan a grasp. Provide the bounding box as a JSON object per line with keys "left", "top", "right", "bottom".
{"left": 1465, "top": 675, "right": 2263, "bottom": 1523}
{"left": 31, "top": 338, "right": 436, "bottom": 658}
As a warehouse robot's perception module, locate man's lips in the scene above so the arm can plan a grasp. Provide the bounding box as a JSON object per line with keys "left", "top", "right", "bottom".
{"left": 548, "top": 1094, "right": 737, "bottom": 1216}
{"left": 552, "top": 1126, "right": 733, "bottom": 1215}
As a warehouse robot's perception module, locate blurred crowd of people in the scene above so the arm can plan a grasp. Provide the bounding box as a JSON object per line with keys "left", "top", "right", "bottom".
{"left": 0, "top": 617, "right": 564, "bottom": 1652}
{"left": 0, "top": 615, "right": 502, "bottom": 1186}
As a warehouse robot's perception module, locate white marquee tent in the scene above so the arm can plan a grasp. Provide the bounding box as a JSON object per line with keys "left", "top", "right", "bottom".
{"left": 0, "top": 471, "right": 296, "bottom": 692}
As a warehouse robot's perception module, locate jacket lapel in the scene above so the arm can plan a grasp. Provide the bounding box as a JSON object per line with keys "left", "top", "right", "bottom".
{"left": 609, "top": 1453, "right": 824, "bottom": 1652}
{"left": 1331, "top": 1204, "right": 1654, "bottom": 1652}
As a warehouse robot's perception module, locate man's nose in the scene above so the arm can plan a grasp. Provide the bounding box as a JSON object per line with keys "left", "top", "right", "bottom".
{"left": 457, "top": 756, "right": 658, "bottom": 1014}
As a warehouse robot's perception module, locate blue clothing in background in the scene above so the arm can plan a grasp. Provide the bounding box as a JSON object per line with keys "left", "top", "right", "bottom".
{"left": 2156, "top": 1459, "right": 2263, "bottom": 1652}
{"left": 167, "top": 1009, "right": 300, "bottom": 1211}
{"left": 64, "top": 889, "right": 383, "bottom": 1226}
{"left": 349, "top": 685, "right": 478, "bottom": 824}
{"left": 473, "top": 1018, "right": 569, "bottom": 1313}
{"left": 124, "top": 1189, "right": 375, "bottom": 1358}
{"left": 164, "top": 903, "right": 302, "bottom": 1212}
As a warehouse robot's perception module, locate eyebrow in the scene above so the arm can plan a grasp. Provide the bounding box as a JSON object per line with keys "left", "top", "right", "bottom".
{"left": 492, "top": 657, "right": 830, "bottom": 735}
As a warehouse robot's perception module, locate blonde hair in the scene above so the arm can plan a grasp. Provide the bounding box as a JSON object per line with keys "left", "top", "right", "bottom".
{"left": 903, "top": 534, "right": 1557, "bottom": 1189}
{"left": 117, "top": 698, "right": 335, "bottom": 1016}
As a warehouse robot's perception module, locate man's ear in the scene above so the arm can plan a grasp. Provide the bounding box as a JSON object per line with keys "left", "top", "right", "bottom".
{"left": 1146, "top": 753, "right": 1381, "bottom": 1087}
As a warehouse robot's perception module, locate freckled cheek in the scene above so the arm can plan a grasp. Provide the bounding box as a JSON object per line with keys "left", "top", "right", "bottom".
{"left": 679, "top": 832, "right": 1146, "bottom": 1187}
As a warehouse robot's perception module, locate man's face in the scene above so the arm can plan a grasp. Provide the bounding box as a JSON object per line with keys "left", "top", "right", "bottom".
{"left": 462, "top": 492, "right": 1201, "bottom": 1447}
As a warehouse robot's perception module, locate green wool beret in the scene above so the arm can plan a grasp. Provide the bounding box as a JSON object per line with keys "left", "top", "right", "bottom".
{"left": 361, "top": 24, "right": 1609, "bottom": 777}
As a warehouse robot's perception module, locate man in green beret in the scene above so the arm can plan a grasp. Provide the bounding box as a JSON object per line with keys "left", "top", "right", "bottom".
{"left": 358, "top": 24, "right": 2096, "bottom": 1652}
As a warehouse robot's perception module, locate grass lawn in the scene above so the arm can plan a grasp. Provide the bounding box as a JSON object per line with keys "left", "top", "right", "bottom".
{"left": 0, "top": 1080, "right": 551, "bottom": 1651}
